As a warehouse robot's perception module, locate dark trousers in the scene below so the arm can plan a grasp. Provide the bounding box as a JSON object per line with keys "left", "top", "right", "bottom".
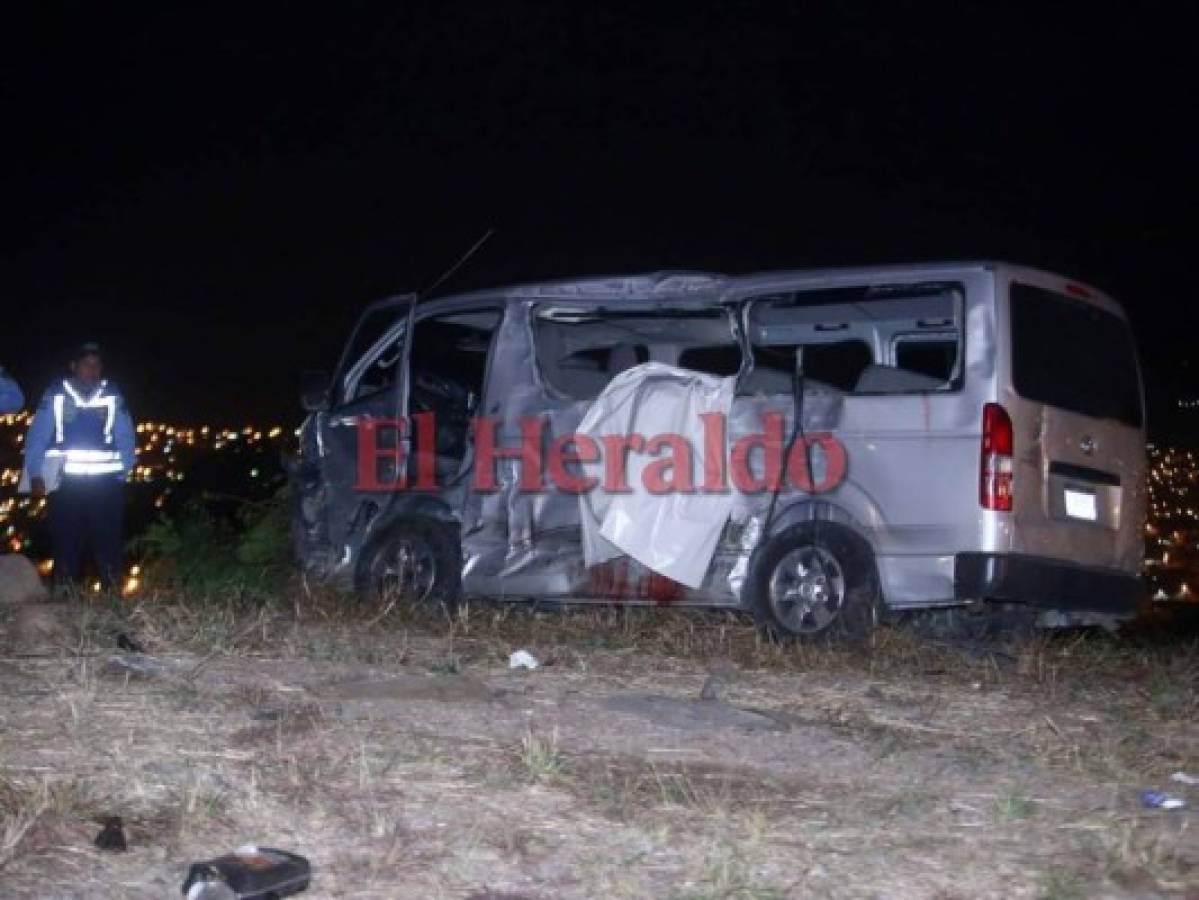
{"left": 50, "top": 475, "right": 124, "bottom": 588}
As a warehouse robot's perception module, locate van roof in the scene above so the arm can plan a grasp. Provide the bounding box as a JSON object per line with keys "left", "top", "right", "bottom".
{"left": 417, "top": 260, "right": 1113, "bottom": 309}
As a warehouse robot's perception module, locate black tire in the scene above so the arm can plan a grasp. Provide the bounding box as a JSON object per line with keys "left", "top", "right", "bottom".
{"left": 354, "top": 518, "right": 461, "bottom": 612}
{"left": 743, "top": 522, "right": 879, "bottom": 642}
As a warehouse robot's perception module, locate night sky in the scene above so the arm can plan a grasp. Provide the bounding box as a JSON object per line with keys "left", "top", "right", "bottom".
{"left": 2, "top": 3, "right": 1194, "bottom": 434}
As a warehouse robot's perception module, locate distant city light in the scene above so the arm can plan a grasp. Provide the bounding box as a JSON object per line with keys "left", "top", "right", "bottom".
{"left": 0, "top": 414, "right": 291, "bottom": 583}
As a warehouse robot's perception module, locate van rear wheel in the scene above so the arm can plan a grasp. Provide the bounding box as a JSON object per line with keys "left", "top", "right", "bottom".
{"left": 745, "top": 522, "right": 878, "bottom": 642}
{"left": 355, "top": 518, "right": 461, "bottom": 613}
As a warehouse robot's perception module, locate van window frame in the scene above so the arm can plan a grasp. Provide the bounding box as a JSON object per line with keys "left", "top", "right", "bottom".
{"left": 743, "top": 280, "right": 969, "bottom": 397}
{"left": 529, "top": 302, "right": 742, "bottom": 402}
{"left": 341, "top": 319, "right": 409, "bottom": 405}
{"left": 889, "top": 331, "right": 964, "bottom": 387}
{"left": 1008, "top": 282, "right": 1143, "bottom": 428}
{"left": 334, "top": 295, "right": 415, "bottom": 407}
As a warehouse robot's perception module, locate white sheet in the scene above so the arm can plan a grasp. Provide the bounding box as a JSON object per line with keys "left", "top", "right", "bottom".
{"left": 577, "top": 363, "right": 736, "bottom": 588}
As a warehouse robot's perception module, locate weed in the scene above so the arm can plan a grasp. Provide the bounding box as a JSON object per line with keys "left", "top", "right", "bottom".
{"left": 0, "top": 779, "right": 51, "bottom": 869}
{"left": 994, "top": 787, "right": 1037, "bottom": 820}
{"left": 518, "top": 729, "right": 564, "bottom": 779}
{"left": 674, "top": 822, "right": 788, "bottom": 899}
{"left": 1103, "top": 819, "right": 1192, "bottom": 890}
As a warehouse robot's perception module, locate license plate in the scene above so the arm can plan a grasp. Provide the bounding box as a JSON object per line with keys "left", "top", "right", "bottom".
{"left": 1064, "top": 488, "right": 1097, "bottom": 521}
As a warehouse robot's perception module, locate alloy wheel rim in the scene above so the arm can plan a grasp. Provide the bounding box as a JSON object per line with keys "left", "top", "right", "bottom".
{"left": 767, "top": 545, "right": 846, "bottom": 634}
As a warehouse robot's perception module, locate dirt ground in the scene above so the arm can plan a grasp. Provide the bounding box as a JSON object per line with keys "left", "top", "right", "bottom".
{"left": 1, "top": 593, "right": 1197, "bottom": 899}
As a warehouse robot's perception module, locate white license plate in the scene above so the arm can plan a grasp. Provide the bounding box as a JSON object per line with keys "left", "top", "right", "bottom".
{"left": 1064, "top": 488, "right": 1097, "bottom": 521}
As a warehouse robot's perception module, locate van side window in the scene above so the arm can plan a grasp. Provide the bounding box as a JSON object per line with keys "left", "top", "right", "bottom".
{"left": 747, "top": 282, "right": 964, "bottom": 395}
{"left": 677, "top": 344, "right": 742, "bottom": 376}
{"left": 351, "top": 338, "right": 402, "bottom": 401}
{"left": 747, "top": 341, "right": 872, "bottom": 393}
{"left": 340, "top": 304, "right": 410, "bottom": 404}
{"left": 534, "top": 307, "right": 737, "bottom": 400}
{"left": 895, "top": 339, "right": 957, "bottom": 382}
{"left": 560, "top": 345, "right": 649, "bottom": 374}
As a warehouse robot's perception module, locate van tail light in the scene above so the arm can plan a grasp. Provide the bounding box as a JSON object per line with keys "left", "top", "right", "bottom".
{"left": 980, "top": 402, "right": 1014, "bottom": 511}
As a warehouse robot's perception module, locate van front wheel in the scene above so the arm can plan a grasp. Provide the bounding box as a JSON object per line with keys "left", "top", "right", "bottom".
{"left": 745, "top": 523, "right": 878, "bottom": 642}
{"left": 355, "top": 518, "right": 461, "bottom": 613}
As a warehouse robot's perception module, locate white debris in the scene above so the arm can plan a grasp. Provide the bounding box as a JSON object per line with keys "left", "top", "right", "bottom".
{"left": 1170, "top": 772, "right": 1199, "bottom": 785}
{"left": 187, "top": 882, "right": 236, "bottom": 900}
{"left": 509, "top": 649, "right": 540, "bottom": 670}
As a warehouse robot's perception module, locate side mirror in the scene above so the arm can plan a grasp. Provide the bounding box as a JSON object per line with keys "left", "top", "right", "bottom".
{"left": 299, "top": 370, "right": 331, "bottom": 412}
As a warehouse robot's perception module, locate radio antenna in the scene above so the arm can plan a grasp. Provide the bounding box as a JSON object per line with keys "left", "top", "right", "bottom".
{"left": 421, "top": 228, "right": 495, "bottom": 298}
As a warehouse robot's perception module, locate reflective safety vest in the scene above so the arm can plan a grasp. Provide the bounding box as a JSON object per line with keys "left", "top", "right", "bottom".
{"left": 46, "top": 379, "right": 125, "bottom": 476}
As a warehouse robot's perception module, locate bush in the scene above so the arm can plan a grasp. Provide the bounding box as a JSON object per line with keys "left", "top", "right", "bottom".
{"left": 134, "top": 484, "right": 292, "bottom": 596}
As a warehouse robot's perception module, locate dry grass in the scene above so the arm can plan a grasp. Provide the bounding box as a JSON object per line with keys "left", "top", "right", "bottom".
{"left": 1, "top": 584, "right": 1198, "bottom": 897}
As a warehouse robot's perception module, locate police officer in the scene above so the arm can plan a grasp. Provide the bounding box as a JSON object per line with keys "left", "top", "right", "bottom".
{"left": 0, "top": 364, "right": 22, "bottom": 413}
{"left": 22, "top": 343, "right": 135, "bottom": 588}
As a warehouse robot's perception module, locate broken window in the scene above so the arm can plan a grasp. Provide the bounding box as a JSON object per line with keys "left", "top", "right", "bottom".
{"left": 338, "top": 302, "right": 411, "bottom": 404}
{"left": 894, "top": 337, "right": 958, "bottom": 383}
{"left": 533, "top": 306, "right": 740, "bottom": 400}
{"left": 350, "top": 336, "right": 404, "bottom": 402}
{"left": 744, "top": 340, "right": 873, "bottom": 393}
{"left": 677, "top": 344, "right": 743, "bottom": 376}
{"left": 746, "top": 283, "right": 964, "bottom": 395}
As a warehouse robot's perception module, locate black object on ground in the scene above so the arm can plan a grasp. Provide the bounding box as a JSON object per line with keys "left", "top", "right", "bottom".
{"left": 116, "top": 632, "right": 146, "bottom": 653}
{"left": 94, "top": 816, "right": 127, "bottom": 852}
{"left": 181, "top": 846, "right": 310, "bottom": 899}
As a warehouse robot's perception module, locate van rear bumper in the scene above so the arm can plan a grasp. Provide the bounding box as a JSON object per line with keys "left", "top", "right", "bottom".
{"left": 954, "top": 552, "right": 1143, "bottom": 617}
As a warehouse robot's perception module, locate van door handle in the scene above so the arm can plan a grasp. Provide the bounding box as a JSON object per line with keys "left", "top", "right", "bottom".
{"left": 1079, "top": 435, "right": 1096, "bottom": 455}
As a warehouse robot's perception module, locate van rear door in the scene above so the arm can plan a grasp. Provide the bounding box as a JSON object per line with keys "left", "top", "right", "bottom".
{"left": 1004, "top": 279, "right": 1146, "bottom": 573}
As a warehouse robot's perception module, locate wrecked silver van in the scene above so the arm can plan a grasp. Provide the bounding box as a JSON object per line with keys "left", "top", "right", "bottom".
{"left": 291, "top": 262, "right": 1146, "bottom": 638}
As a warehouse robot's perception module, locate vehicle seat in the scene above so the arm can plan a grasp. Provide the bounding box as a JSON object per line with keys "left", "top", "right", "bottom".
{"left": 607, "top": 344, "right": 640, "bottom": 377}
{"left": 854, "top": 364, "right": 944, "bottom": 393}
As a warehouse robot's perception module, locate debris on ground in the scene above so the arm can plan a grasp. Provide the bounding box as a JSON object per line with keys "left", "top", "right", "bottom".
{"left": 1139, "top": 790, "right": 1186, "bottom": 810}
{"left": 508, "top": 649, "right": 540, "bottom": 670}
{"left": 116, "top": 631, "right": 147, "bottom": 653}
{"left": 93, "top": 816, "right": 127, "bottom": 852}
{"left": 182, "top": 845, "right": 311, "bottom": 899}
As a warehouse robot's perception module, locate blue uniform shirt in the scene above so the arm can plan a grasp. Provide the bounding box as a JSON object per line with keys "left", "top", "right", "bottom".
{"left": 24, "top": 379, "right": 135, "bottom": 482}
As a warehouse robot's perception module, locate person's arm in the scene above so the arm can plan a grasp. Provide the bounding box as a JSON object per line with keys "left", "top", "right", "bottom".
{"left": 23, "top": 391, "right": 53, "bottom": 493}
{"left": 114, "top": 397, "right": 136, "bottom": 478}
{"left": 0, "top": 367, "right": 23, "bottom": 413}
